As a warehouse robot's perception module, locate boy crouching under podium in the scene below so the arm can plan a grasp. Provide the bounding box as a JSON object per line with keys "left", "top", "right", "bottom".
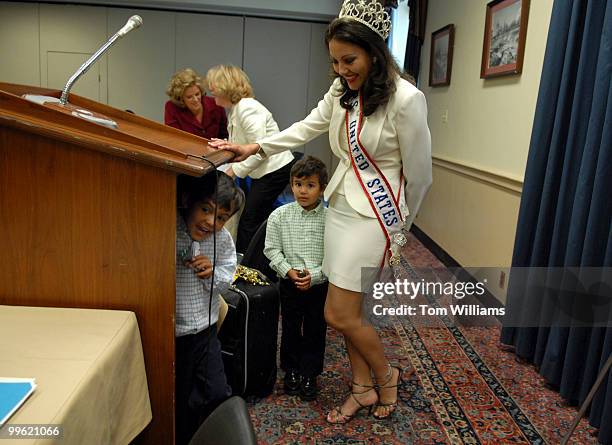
{"left": 175, "top": 172, "right": 244, "bottom": 445}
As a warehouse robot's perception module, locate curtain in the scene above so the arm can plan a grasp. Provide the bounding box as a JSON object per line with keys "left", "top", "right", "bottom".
{"left": 501, "top": 0, "right": 611, "bottom": 443}
{"left": 403, "top": 0, "right": 428, "bottom": 82}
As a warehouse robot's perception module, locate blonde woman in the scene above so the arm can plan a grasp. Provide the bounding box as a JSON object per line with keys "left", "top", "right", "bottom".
{"left": 165, "top": 68, "right": 228, "bottom": 140}
{"left": 206, "top": 65, "right": 296, "bottom": 253}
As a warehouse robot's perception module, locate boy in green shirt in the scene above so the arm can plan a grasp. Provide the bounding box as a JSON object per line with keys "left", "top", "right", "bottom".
{"left": 264, "top": 156, "right": 328, "bottom": 401}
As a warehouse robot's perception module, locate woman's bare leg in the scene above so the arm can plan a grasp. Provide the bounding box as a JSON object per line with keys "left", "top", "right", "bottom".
{"left": 325, "top": 283, "right": 400, "bottom": 420}
{"left": 345, "top": 337, "right": 373, "bottom": 388}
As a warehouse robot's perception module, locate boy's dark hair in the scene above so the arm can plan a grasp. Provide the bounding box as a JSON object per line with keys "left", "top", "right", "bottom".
{"left": 177, "top": 171, "right": 244, "bottom": 216}
{"left": 290, "top": 156, "right": 328, "bottom": 186}
{"left": 325, "top": 17, "right": 401, "bottom": 117}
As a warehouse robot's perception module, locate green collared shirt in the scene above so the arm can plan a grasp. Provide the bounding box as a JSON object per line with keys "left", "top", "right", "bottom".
{"left": 264, "top": 201, "right": 327, "bottom": 285}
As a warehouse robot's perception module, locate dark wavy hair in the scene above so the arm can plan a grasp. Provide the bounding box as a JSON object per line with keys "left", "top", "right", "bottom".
{"left": 178, "top": 171, "right": 244, "bottom": 218}
{"left": 325, "top": 18, "right": 401, "bottom": 116}
{"left": 290, "top": 155, "right": 329, "bottom": 186}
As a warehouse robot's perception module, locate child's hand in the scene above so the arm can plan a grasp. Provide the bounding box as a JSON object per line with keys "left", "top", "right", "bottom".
{"left": 185, "top": 255, "right": 213, "bottom": 279}
{"left": 288, "top": 269, "right": 311, "bottom": 291}
{"left": 286, "top": 269, "right": 300, "bottom": 282}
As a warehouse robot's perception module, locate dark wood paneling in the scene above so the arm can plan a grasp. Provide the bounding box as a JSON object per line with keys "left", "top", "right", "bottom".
{"left": 0, "top": 126, "right": 176, "bottom": 444}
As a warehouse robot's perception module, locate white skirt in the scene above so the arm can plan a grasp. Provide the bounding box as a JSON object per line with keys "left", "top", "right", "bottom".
{"left": 322, "top": 193, "right": 387, "bottom": 292}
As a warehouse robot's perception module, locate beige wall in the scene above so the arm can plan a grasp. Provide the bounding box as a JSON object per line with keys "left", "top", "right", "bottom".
{"left": 417, "top": 0, "right": 553, "bottom": 302}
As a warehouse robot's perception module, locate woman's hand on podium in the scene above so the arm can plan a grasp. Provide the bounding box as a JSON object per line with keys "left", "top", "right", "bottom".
{"left": 208, "top": 139, "right": 260, "bottom": 162}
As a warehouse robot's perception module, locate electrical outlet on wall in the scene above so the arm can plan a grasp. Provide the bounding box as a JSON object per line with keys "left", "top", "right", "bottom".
{"left": 441, "top": 109, "right": 448, "bottom": 123}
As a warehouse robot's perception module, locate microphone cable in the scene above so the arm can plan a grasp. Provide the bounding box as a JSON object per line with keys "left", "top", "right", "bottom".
{"left": 197, "top": 155, "right": 220, "bottom": 405}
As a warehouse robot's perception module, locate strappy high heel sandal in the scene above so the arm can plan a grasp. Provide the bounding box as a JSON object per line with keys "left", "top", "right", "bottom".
{"left": 372, "top": 364, "right": 405, "bottom": 420}
{"left": 326, "top": 381, "right": 378, "bottom": 424}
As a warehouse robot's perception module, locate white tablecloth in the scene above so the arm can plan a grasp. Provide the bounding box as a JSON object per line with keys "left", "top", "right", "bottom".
{"left": 0, "top": 305, "right": 152, "bottom": 444}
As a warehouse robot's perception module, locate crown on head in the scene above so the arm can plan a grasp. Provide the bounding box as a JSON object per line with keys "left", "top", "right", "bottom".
{"left": 338, "top": 0, "right": 391, "bottom": 40}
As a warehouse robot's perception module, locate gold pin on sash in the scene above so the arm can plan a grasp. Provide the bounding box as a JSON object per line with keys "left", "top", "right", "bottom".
{"left": 389, "top": 232, "right": 408, "bottom": 267}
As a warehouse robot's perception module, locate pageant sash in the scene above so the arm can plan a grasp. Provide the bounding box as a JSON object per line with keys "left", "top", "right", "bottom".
{"left": 346, "top": 95, "right": 407, "bottom": 268}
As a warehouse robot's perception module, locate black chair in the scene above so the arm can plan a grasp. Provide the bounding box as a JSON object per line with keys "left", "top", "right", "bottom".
{"left": 188, "top": 396, "right": 257, "bottom": 445}
{"left": 240, "top": 219, "right": 278, "bottom": 283}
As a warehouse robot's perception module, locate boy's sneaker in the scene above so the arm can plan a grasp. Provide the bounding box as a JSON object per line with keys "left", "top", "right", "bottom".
{"left": 299, "top": 375, "right": 317, "bottom": 401}
{"left": 284, "top": 370, "right": 301, "bottom": 395}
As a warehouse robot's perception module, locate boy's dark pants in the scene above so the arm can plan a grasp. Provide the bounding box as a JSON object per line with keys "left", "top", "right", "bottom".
{"left": 279, "top": 280, "right": 328, "bottom": 377}
{"left": 175, "top": 324, "right": 232, "bottom": 445}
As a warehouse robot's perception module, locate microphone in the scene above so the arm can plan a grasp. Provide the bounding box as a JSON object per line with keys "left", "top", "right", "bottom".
{"left": 59, "top": 15, "right": 143, "bottom": 105}
{"left": 117, "top": 15, "right": 143, "bottom": 37}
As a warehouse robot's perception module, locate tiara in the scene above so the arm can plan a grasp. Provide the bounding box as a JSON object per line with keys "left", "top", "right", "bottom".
{"left": 338, "top": 0, "right": 391, "bottom": 40}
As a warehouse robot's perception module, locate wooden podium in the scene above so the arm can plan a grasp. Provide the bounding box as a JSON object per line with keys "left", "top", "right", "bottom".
{"left": 0, "top": 83, "right": 233, "bottom": 444}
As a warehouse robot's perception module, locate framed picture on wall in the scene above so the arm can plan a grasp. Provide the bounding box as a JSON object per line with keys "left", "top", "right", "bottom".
{"left": 480, "top": 0, "right": 530, "bottom": 78}
{"left": 429, "top": 24, "right": 455, "bottom": 87}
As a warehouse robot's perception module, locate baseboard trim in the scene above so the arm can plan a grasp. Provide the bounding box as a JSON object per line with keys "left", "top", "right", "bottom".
{"left": 410, "top": 224, "right": 461, "bottom": 268}
{"left": 410, "top": 224, "right": 505, "bottom": 317}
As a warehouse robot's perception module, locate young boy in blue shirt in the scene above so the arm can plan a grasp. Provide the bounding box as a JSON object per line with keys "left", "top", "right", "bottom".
{"left": 175, "top": 172, "right": 244, "bottom": 445}
{"left": 264, "top": 156, "right": 328, "bottom": 401}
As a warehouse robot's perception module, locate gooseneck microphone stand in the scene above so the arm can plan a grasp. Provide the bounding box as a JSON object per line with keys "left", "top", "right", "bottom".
{"left": 59, "top": 15, "right": 143, "bottom": 105}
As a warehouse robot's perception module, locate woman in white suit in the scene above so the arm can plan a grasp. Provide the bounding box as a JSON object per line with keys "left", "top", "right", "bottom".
{"left": 205, "top": 65, "right": 296, "bottom": 253}
{"left": 211, "top": 0, "right": 432, "bottom": 423}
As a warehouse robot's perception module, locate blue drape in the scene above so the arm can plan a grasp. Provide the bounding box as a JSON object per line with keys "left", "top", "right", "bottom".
{"left": 500, "top": 0, "right": 611, "bottom": 443}
{"left": 403, "top": 0, "right": 428, "bottom": 82}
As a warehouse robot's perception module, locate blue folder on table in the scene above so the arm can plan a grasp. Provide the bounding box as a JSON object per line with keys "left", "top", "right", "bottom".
{"left": 0, "top": 378, "right": 36, "bottom": 425}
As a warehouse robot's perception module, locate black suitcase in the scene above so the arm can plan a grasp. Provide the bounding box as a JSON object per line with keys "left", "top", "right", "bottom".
{"left": 219, "top": 280, "right": 279, "bottom": 398}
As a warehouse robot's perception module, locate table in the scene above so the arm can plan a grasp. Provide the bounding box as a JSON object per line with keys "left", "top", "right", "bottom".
{"left": 0, "top": 305, "right": 152, "bottom": 444}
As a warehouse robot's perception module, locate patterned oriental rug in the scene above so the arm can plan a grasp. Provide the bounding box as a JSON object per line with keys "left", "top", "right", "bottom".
{"left": 247, "top": 234, "right": 600, "bottom": 444}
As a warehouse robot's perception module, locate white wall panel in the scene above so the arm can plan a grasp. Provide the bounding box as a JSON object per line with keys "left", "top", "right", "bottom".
{"left": 36, "top": 0, "right": 339, "bottom": 21}
{"left": 0, "top": 2, "right": 40, "bottom": 86}
{"left": 40, "top": 3, "right": 107, "bottom": 101}
{"left": 243, "top": 17, "right": 310, "bottom": 143}
{"left": 175, "top": 13, "right": 244, "bottom": 75}
{"left": 47, "top": 52, "right": 102, "bottom": 101}
{"left": 107, "top": 8, "right": 175, "bottom": 121}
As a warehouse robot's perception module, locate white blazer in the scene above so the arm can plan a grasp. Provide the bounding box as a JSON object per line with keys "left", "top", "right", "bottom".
{"left": 228, "top": 98, "right": 295, "bottom": 179}
{"left": 258, "top": 77, "right": 432, "bottom": 229}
